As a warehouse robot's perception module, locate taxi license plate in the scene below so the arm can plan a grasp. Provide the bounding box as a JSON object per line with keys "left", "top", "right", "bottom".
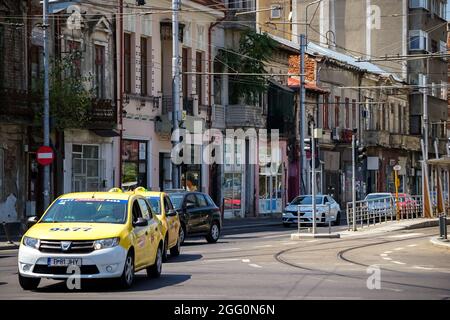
{"left": 47, "top": 258, "right": 82, "bottom": 267}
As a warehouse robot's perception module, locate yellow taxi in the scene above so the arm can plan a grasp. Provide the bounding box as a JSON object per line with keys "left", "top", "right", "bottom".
{"left": 18, "top": 190, "right": 164, "bottom": 290}
{"left": 132, "top": 187, "right": 181, "bottom": 261}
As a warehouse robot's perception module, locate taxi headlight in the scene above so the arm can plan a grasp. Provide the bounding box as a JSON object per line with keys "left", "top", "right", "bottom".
{"left": 23, "top": 236, "right": 40, "bottom": 249}
{"left": 93, "top": 237, "right": 120, "bottom": 250}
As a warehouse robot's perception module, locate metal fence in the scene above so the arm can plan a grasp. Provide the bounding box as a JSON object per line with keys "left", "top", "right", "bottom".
{"left": 294, "top": 204, "right": 335, "bottom": 234}
{"left": 346, "top": 195, "right": 424, "bottom": 230}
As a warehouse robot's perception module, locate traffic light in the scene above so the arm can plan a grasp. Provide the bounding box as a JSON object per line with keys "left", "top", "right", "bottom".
{"left": 357, "top": 146, "right": 367, "bottom": 162}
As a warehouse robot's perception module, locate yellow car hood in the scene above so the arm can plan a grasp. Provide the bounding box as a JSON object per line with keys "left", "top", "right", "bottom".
{"left": 25, "top": 222, "right": 127, "bottom": 241}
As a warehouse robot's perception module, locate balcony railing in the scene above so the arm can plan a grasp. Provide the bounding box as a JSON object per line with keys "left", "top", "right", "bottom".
{"left": 87, "top": 99, "right": 117, "bottom": 129}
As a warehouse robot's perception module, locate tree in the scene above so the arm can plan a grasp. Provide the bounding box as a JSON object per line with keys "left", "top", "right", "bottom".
{"left": 215, "top": 30, "right": 276, "bottom": 105}
{"left": 34, "top": 51, "right": 94, "bottom": 129}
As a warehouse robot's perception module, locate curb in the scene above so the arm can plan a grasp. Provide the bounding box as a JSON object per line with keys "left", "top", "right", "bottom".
{"left": 223, "top": 222, "right": 281, "bottom": 230}
{"left": 291, "top": 233, "right": 340, "bottom": 240}
{"left": 0, "top": 243, "right": 19, "bottom": 251}
{"left": 430, "top": 237, "right": 450, "bottom": 250}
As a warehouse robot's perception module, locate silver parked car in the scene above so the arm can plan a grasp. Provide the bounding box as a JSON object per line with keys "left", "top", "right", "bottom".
{"left": 282, "top": 195, "right": 341, "bottom": 227}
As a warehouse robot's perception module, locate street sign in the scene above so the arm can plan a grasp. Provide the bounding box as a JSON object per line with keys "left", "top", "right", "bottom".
{"left": 393, "top": 164, "right": 401, "bottom": 171}
{"left": 36, "top": 146, "right": 54, "bottom": 166}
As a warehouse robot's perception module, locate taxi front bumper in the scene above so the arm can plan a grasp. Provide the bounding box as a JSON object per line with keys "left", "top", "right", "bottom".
{"left": 18, "top": 244, "right": 128, "bottom": 279}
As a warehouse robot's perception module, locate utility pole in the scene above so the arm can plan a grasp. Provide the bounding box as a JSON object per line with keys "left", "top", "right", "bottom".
{"left": 352, "top": 131, "right": 356, "bottom": 231}
{"left": 42, "top": 0, "right": 51, "bottom": 209}
{"left": 299, "top": 34, "right": 307, "bottom": 195}
{"left": 172, "top": 0, "right": 181, "bottom": 189}
{"left": 311, "top": 121, "right": 316, "bottom": 234}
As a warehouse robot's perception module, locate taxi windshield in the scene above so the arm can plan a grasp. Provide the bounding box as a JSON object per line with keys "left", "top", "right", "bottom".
{"left": 41, "top": 199, "right": 128, "bottom": 224}
{"left": 147, "top": 197, "right": 161, "bottom": 214}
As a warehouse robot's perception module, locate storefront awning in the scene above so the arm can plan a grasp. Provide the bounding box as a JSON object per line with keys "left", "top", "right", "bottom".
{"left": 90, "top": 129, "right": 120, "bottom": 137}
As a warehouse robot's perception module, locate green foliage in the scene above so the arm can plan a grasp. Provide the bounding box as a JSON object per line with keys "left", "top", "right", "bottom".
{"left": 215, "top": 30, "right": 276, "bottom": 105}
{"left": 34, "top": 51, "right": 94, "bottom": 129}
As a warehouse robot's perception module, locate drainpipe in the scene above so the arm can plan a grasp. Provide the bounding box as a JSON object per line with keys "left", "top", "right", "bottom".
{"left": 118, "top": 0, "right": 123, "bottom": 188}
{"left": 207, "top": 14, "right": 225, "bottom": 198}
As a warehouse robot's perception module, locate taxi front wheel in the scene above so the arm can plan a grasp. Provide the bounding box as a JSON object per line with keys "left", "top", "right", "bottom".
{"left": 118, "top": 251, "right": 135, "bottom": 289}
{"left": 147, "top": 245, "right": 162, "bottom": 278}
{"left": 19, "top": 274, "right": 40, "bottom": 290}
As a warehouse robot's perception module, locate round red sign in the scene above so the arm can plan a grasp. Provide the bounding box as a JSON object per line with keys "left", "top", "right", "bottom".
{"left": 36, "top": 146, "right": 54, "bottom": 166}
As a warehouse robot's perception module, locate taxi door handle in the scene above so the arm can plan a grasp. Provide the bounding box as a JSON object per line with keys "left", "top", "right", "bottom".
{"left": 145, "top": 231, "right": 148, "bottom": 235}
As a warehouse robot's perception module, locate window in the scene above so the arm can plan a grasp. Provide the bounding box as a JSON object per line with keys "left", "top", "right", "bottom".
{"left": 67, "top": 40, "right": 81, "bottom": 78}
{"left": 94, "top": 45, "right": 105, "bottom": 98}
{"left": 124, "top": 33, "right": 132, "bottom": 93}
{"left": 182, "top": 48, "right": 191, "bottom": 98}
{"left": 140, "top": 37, "right": 149, "bottom": 96}
{"left": 431, "top": 39, "right": 438, "bottom": 53}
{"left": 132, "top": 200, "right": 143, "bottom": 223}
{"left": 137, "top": 198, "right": 152, "bottom": 220}
{"left": 121, "top": 140, "right": 147, "bottom": 190}
{"left": 323, "top": 95, "right": 329, "bottom": 129}
{"left": 345, "top": 98, "right": 350, "bottom": 129}
{"left": 270, "top": 4, "right": 282, "bottom": 19}
{"left": 196, "top": 51, "right": 204, "bottom": 105}
{"left": 441, "top": 81, "right": 448, "bottom": 100}
{"left": 31, "top": 45, "right": 43, "bottom": 91}
{"left": 409, "top": 0, "right": 429, "bottom": 10}
{"left": 432, "top": 82, "right": 438, "bottom": 97}
{"left": 352, "top": 99, "right": 357, "bottom": 130}
{"left": 185, "top": 194, "right": 197, "bottom": 207}
{"left": 72, "top": 144, "right": 104, "bottom": 192}
{"left": 409, "top": 30, "right": 428, "bottom": 51}
{"left": 335, "top": 96, "right": 340, "bottom": 127}
{"left": 0, "top": 147, "right": 3, "bottom": 201}
{"left": 164, "top": 196, "right": 174, "bottom": 211}
{"left": 398, "top": 104, "right": 402, "bottom": 134}
{"left": 195, "top": 194, "right": 208, "bottom": 207}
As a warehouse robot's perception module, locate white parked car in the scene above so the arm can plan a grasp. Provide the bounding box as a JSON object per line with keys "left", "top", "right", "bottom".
{"left": 282, "top": 195, "right": 341, "bottom": 227}
{"left": 364, "top": 193, "right": 395, "bottom": 217}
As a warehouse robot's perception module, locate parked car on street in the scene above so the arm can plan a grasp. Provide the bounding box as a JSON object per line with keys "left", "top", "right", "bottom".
{"left": 132, "top": 187, "right": 181, "bottom": 261}
{"left": 282, "top": 195, "right": 341, "bottom": 227}
{"left": 364, "top": 193, "right": 395, "bottom": 217}
{"left": 18, "top": 190, "right": 164, "bottom": 290}
{"left": 166, "top": 191, "right": 222, "bottom": 244}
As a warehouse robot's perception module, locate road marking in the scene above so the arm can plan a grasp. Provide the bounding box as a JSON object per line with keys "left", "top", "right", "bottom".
{"left": 388, "top": 233, "right": 423, "bottom": 238}
{"left": 384, "top": 287, "right": 403, "bottom": 292}
{"left": 242, "top": 259, "right": 250, "bottom": 263}
{"left": 382, "top": 257, "right": 392, "bottom": 261}
{"left": 380, "top": 253, "right": 388, "bottom": 257}
{"left": 407, "top": 244, "right": 418, "bottom": 247}
{"left": 262, "top": 234, "right": 286, "bottom": 239}
{"left": 253, "top": 245, "right": 273, "bottom": 248}
{"left": 205, "top": 258, "right": 240, "bottom": 263}
{"left": 391, "top": 261, "right": 406, "bottom": 265}
{"left": 281, "top": 242, "right": 297, "bottom": 245}
{"left": 413, "top": 266, "right": 434, "bottom": 270}
{"left": 383, "top": 251, "right": 393, "bottom": 254}
{"left": 307, "top": 240, "right": 319, "bottom": 243}
{"left": 394, "top": 247, "right": 404, "bottom": 251}
{"left": 248, "top": 264, "right": 263, "bottom": 268}
{"left": 219, "top": 248, "right": 241, "bottom": 251}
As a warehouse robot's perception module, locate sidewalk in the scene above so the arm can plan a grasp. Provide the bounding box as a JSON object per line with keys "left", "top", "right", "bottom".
{"left": 0, "top": 238, "right": 19, "bottom": 251}
{"left": 222, "top": 214, "right": 282, "bottom": 230}
{"left": 340, "top": 218, "right": 449, "bottom": 238}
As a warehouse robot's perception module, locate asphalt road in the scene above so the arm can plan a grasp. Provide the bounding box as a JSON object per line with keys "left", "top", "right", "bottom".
{"left": 0, "top": 224, "right": 449, "bottom": 300}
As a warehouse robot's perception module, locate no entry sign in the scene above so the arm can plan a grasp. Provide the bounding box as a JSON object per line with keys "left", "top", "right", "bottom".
{"left": 36, "top": 146, "right": 54, "bottom": 166}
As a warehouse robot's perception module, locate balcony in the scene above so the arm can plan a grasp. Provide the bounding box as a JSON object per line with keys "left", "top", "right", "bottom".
{"left": 0, "top": 88, "right": 38, "bottom": 123}
{"left": 86, "top": 99, "right": 117, "bottom": 130}
{"left": 225, "top": 104, "right": 266, "bottom": 128}
{"left": 364, "top": 131, "right": 421, "bottom": 151}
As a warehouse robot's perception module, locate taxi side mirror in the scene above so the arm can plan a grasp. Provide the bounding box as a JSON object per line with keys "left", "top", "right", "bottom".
{"left": 133, "top": 217, "right": 148, "bottom": 227}
{"left": 27, "top": 216, "right": 39, "bottom": 227}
